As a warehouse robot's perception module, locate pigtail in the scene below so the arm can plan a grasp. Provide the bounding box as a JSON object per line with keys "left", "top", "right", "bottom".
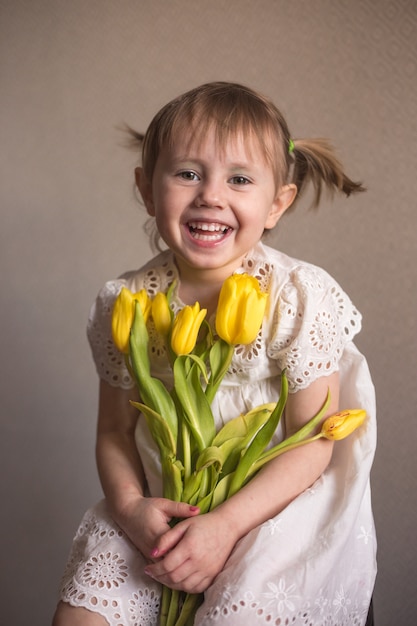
{"left": 291, "top": 138, "right": 365, "bottom": 208}
{"left": 123, "top": 124, "right": 144, "bottom": 150}
{"left": 121, "top": 124, "right": 164, "bottom": 253}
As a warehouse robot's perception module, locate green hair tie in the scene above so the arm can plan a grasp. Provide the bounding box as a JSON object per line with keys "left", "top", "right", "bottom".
{"left": 288, "top": 139, "right": 295, "bottom": 154}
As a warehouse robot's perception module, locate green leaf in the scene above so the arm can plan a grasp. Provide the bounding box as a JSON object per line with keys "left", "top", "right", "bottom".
{"left": 210, "top": 473, "right": 235, "bottom": 509}
{"left": 182, "top": 471, "right": 203, "bottom": 504}
{"left": 195, "top": 490, "right": 214, "bottom": 514}
{"left": 212, "top": 404, "right": 275, "bottom": 446}
{"left": 185, "top": 353, "right": 209, "bottom": 384}
{"left": 161, "top": 456, "right": 183, "bottom": 502}
{"left": 227, "top": 372, "right": 289, "bottom": 497}
{"left": 130, "top": 401, "right": 176, "bottom": 457}
{"left": 212, "top": 405, "right": 275, "bottom": 476}
{"left": 173, "top": 356, "right": 216, "bottom": 451}
{"left": 250, "top": 388, "right": 332, "bottom": 474}
{"left": 129, "top": 302, "right": 178, "bottom": 442}
{"left": 205, "top": 340, "right": 234, "bottom": 405}
{"left": 195, "top": 446, "right": 224, "bottom": 472}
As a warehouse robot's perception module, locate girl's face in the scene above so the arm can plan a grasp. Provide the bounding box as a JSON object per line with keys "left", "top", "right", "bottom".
{"left": 137, "top": 128, "right": 296, "bottom": 285}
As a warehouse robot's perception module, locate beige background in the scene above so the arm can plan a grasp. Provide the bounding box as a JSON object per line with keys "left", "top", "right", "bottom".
{"left": 1, "top": 1, "right": 416, "bottom": 624}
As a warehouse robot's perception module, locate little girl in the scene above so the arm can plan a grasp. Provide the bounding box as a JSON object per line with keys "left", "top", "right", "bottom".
{"left": 53, "top": 82, "right": 377, "bottom": 626}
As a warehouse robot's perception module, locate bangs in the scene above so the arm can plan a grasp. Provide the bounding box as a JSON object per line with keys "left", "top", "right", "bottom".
{"left": 141, "top": 82, "right": 291, "bottom": 186}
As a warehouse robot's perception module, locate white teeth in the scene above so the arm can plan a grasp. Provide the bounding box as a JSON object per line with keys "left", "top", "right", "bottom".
{"left": 192, "top": 232, "right": 225, "bottom": 241}
{"left": 187, "top": 221, "right": 230, "bottom": 241}
{"left": 188, "top": 222, "right": 229, "bottom": 233}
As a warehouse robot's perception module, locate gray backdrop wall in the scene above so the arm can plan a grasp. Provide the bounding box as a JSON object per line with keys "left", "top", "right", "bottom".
{"left": 1, "top": 1, "right": 416, "bottom": 624}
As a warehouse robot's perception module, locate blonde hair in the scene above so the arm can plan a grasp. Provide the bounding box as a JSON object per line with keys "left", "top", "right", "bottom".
{"left": 128, "top": 82, "right": 365, "bottom": 248}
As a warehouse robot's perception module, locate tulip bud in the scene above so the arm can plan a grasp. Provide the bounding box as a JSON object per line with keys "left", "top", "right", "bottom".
{"left": 321, "top": 409, "right": 367, "bottom": 440}
{"left": 171, "top": 303, "right": 207, "bottom": 356}
{"left": 215, "top": 273, "right": 268, "bottom": 345}
{"left": 152, "top": 292, "right": 172, "bottom": 337}
{"left": 111, "top": 287, "right": 151, "bottom": 354}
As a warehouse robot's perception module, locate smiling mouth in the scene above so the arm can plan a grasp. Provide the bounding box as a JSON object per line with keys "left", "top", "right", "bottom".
{"left": 187, "top": 221, "right": 231, "bottom": 241}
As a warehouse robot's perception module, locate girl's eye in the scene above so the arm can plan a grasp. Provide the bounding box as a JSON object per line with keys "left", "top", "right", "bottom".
{"left": 230, "top": 175, "right": 251, "bottom": 185}
{"left": 178, "top": 170, "right": 200, "bottom": 181}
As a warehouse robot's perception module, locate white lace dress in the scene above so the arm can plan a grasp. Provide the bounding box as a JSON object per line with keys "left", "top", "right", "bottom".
{"left": 59, "top": 242, "right": 377, "bottom": 626}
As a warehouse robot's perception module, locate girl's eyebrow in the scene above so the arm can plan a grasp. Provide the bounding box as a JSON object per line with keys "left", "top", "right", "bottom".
{"left": 228, "top": 162, "right": 256, "bottom": 171}
{"left": 169, "top": 156, "right": 201, "bottom": 167}
{"left": 171, "top": 155, "right": 258, "bottom": 171}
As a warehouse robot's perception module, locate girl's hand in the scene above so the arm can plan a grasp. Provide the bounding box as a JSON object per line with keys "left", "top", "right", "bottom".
{"left": 144, "top": 511, "right": 238, "bottom": 593}
{"left": 115, "top": 496, "right": 200, "bottom": 561}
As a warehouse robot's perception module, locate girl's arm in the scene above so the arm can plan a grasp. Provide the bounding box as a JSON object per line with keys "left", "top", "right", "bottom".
{"left": 96, "top": 380, "right": 146, "bottom": 511}
{"left": 145, "top": 372, "right": 338, "bottom": 592}
{"left": 211, "top": 372, "right": 338, "bottom": 535}
{"left": 95, "top": 379, "right": 200, "bottom": 559}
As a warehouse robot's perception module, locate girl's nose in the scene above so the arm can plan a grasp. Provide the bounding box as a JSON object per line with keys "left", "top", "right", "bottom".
{"left": 195, "top": 178, "right": 226, "bottom": 208}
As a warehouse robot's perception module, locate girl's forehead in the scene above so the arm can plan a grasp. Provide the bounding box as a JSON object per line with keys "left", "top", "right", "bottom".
{"left": 167, "top": 125, "right": 271, "bottom": 164}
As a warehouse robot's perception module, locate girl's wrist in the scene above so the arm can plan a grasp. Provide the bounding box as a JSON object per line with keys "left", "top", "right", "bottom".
{"left": 105, "top": 482, "right": 145, "bottom": 523}
{"left": 209, "top": 499, "right": 251, "bottom": 544}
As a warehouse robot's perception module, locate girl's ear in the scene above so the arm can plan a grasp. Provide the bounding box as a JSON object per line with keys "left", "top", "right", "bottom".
{"left": 265, "top": 183, "right": 297, "bottom": 229}
{"left": 135, "top": 167, "right": 155, "bottom": 216}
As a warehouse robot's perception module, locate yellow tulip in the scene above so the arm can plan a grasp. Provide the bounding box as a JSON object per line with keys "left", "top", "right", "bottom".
{"left": 111, "top": 287, "right": 151, "bottom": 353}
{"left": 215, "top": 273, "right": 268, "bottom": 345}
{"left": 152, "top": 292, "right": 172, "bottom": 337}
{"left": 320, "top": 409, "right": 367, "bottom": 440}
{"left": 171, "top": 303, "right": 207, "bottom": 356}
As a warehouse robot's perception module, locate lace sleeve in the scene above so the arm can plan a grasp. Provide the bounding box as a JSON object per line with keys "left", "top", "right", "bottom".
{"left": 268, "top": 264, "right": 362, "bottom": 392}
{"left": 86, "top": 279, "right": 135, "bottom": 389}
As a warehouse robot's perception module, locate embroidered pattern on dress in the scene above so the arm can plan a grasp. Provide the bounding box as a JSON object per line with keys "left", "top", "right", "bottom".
{"left": 148, "top": 319, "right": 168, "bottom": 361}
{"left": 81, "top": 552, "right": 128, "bottom": 590}
{"left": 263, "top": 578, "right": 299, "bottom": 613}
{"left": 357, "top": 526, "right": 373, "bottom": 545}
{"left": 60, "top": 505, "right": 161, "bottom": 626}
{"left": 243, "top": 258, "right": 273, "bottom": 293}
{"left": 268, "top": 265, "right": 361, "bottom": 392}
{"left": 142, "top": 262, "right": 175, "bottom": 296}
{"left": 128, "top": 588, "right": 160, "bottom": 626}
{"left": 199, "top": 582, "right": 369, "bottom": 625}
{"left": 228, "top": 328, "right": 264, "bottom": 375}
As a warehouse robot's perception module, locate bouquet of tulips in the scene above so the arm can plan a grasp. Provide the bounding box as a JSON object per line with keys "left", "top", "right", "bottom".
{"left": 111, "top": 273, "right": 366, "bottom": 626}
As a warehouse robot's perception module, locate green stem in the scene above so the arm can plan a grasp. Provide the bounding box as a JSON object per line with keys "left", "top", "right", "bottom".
{"left": 199, "top": 467, "right": 210, "bottom": 501}
{"left": 174, "top": 593, "right": 203, "bottom": 626}
{"left": 182, "top": 420, "right": 191, "bottom": 482}
{"left": 159, "top": 586, "right": 171, "bottom": 626}
{"left": 124, "top": 354, "right": 135, "bottom": 380}
{"left": 166, "top": 589, "right": 181, "bottom": 626}
{"left": 247, "top": 433, "right": 323, "bottom": 478}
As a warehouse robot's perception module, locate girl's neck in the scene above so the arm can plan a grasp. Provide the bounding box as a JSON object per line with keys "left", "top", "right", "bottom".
{"left": 177, "top": 272, "right": 224, "bottom": 316}
{"left": 174, "top": 262, "right": 240, "bottom": 315}
{"left": 173, "top": 248, "right": 254, "bottom": 313}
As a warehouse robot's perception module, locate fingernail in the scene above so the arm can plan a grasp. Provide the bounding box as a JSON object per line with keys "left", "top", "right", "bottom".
{"left": 189, "top": 506, "right": 199, "bottom": 512}
{"left": 151, "top": 547, "right": 159, "bottom": 558}
{"left": 144, "top": 567, "right": 154, "bottom": 578}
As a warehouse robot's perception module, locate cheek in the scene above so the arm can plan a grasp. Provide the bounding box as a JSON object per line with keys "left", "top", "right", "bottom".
{"left": 244, "top": 200, "right": 279, "bottom": 231}
{"left": 154, "top": 210, "right": 181, "bottom": 241}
